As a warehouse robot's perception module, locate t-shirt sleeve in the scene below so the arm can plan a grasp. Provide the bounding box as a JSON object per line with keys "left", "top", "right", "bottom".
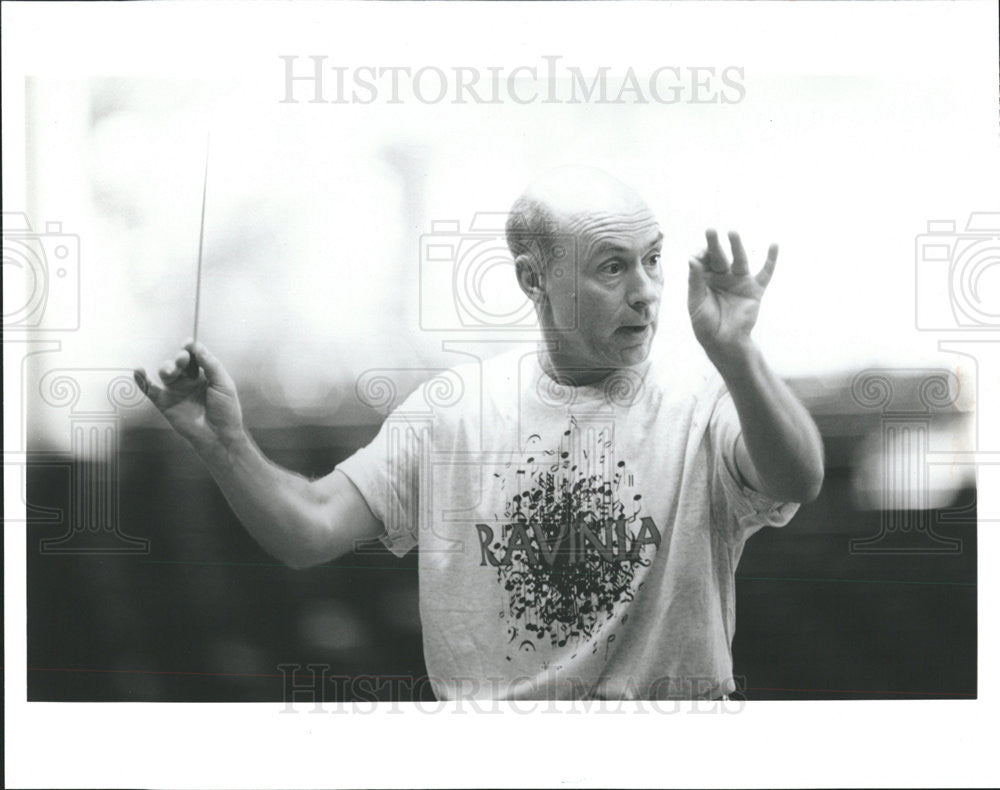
{"left": 707, "top": 385, "right": 801, "bottom": 544}
{"left": 334, "top": 397, "right": 429, "bottom": 558}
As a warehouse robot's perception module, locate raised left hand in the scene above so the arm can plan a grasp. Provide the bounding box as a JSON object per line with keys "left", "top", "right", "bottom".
{"left": 688, "top": 229, "right": 777, "bottom": 360}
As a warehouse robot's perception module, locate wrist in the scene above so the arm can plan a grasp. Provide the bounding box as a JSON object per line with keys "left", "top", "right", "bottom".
{"left": 703, "top": 336, "right": 760, "bottom": 381}
{"left": 195, "top": 427, "right": 253, "bottom": 471}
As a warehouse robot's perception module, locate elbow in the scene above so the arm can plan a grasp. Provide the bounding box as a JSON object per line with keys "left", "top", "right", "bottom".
{"left": 798, "top": 473, "right": 824, "bottom": 504}
{"left": 791, "top": 460, "right": 825, "bottom": 504}
{"left": 283, "top": 554, "right": 313, "bottom": 571}
{"left": 786, "top": 436, "right": 826, "bottom": 504}
{"left": 282, "top": 536, "right": 349, "bottom": 570}
{"left": 802, "top": 445, "right": 827, "bottom": 503}
{"left": 763, "top": 462, "right": 825, "bottom": 504}
{"left": 281, "top": 539, "right": 324, "bottom": 570}
{"left": 279, "top": 508, "right": 346, "bottom": 570}
{"left": 283, "top": 546, "right": 334, "bottom": 570}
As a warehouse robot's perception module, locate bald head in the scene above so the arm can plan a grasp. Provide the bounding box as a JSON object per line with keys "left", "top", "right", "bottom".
{"left": 506, "top": 166, "right": 663, "bottom": 378}
{"left": 505, "top": 166, "right": 651, "bottom": 268}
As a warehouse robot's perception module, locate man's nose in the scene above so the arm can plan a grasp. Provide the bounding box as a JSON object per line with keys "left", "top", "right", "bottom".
{"left": 626, "top": 263, "right": 660, "bottom": 310}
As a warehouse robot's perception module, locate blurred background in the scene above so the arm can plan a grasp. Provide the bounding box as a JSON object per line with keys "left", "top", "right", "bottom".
{"left": 12, "top": 73, "right": 992, "bottom": 700}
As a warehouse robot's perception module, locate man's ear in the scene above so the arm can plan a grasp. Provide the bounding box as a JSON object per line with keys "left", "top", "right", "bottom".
{"left": 515, "top": 253, "right": 546, "bottom": 304}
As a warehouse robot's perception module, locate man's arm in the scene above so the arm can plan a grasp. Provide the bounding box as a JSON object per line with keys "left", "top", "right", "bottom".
{"left": 688, "top": 229, "right": 824, "bottom": 503}
{"left": 202, "top": 437, "right": 383, "bottom": 569}
{"left": 134, "top": 340, "right": 384, "bottom": 569}
{"left": 712, "top": 340, "right": 824, "bottom": 502}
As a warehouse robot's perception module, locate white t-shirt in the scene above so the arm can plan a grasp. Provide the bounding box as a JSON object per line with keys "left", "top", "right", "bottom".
{"left": 337, "top": 348, "right": 799, "bottom": 700}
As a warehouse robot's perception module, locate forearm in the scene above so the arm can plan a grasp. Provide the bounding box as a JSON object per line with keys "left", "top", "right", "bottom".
{"left": 198, "top": 432, "right": 347, "bottom": 568}
{"left": 709, "top": 339, "right": 825, "bottom": 502}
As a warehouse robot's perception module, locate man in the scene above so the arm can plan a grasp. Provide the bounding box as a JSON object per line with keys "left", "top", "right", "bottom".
{"left": 134, "top": 166, "right": 824, "bottom": 700}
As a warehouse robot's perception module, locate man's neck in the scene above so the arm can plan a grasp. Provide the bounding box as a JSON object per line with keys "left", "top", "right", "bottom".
{"left": 536, "top": 344, "right": 651, "bottom": 387}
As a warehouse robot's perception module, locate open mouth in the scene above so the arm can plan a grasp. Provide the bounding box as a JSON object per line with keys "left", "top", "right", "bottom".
{"left": 617, "top": 325, "right": 652, "bottom": 345}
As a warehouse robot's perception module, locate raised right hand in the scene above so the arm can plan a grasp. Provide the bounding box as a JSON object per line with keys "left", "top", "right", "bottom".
{"left": 133, "top": 339, "right": 246, "bottom": 461}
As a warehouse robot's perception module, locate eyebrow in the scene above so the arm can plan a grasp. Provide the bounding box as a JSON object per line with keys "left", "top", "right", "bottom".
{"left": 592, "top": 240, "right": 630, "bottom": 255}
{"left": 591, "top": 231, "right": 663, "bottom": 255}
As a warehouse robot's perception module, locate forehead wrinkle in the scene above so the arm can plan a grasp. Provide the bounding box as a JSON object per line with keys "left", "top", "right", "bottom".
{"left": 565, "top": 210, "right": 658, "bottom": 236}
{"left": 510, "top": 166, "right": 660, "bottom": 268}
{"left": 563, "top": 210, "right": 661, "bottom": 259}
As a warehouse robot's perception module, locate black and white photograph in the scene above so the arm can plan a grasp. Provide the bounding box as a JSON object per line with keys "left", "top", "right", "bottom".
{"left": 3, "top": 1, "right": 998, "bottom": 788}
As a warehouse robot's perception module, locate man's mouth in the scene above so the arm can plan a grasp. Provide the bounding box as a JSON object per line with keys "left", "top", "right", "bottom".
{"left": 617, "top": 324, "right": 652, "bottom": 345}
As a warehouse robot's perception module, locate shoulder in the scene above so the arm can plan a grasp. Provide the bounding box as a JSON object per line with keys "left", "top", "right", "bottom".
{"left": 391, "top": 348, "right": 523, "bottom": 426}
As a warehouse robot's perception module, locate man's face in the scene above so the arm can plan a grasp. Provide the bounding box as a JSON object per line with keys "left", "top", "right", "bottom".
{"left": 542, "top": 201, "right": 663, "bottom": 374}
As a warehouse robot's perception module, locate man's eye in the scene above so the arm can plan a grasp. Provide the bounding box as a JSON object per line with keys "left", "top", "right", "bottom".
{"left": 646, "top": 253, "right": 661, "bottom": 267}
{"left": 604, "top": 262, "right": 624, "bottom": 274}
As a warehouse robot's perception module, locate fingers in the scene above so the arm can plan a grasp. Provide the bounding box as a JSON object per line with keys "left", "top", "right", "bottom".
{"left": 687, "top": 256, "right": 710, "bottom": 305}
{"left": 728, "top": 231, "right": 749, "bottom": 276}
{"left": 704, "top": 229, "right": 777, "bottom": 285}
{"left": 133, "top": 367, "right": 150, "bottom": 397}
{"left": 133, "top": 367, "right": 164, "bottom": 408}
{"left": 184, "top": 339, "right": 234, "bottom": 389}
{"left": 755, "top": 243, "right": 779, "bottom": 289}
{"left": 704, "top": 229, "right": 729, "bottom": 273}
{"left": 143, "top": 340, "right": 233, "bottom": 395}
{"left": 158, "top": 349, "right": 193, "bottom": 385}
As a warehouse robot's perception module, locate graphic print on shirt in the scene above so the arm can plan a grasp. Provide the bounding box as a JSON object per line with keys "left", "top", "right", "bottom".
{"left": 474, "top": 416, "right": 662, "bottom": 658}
